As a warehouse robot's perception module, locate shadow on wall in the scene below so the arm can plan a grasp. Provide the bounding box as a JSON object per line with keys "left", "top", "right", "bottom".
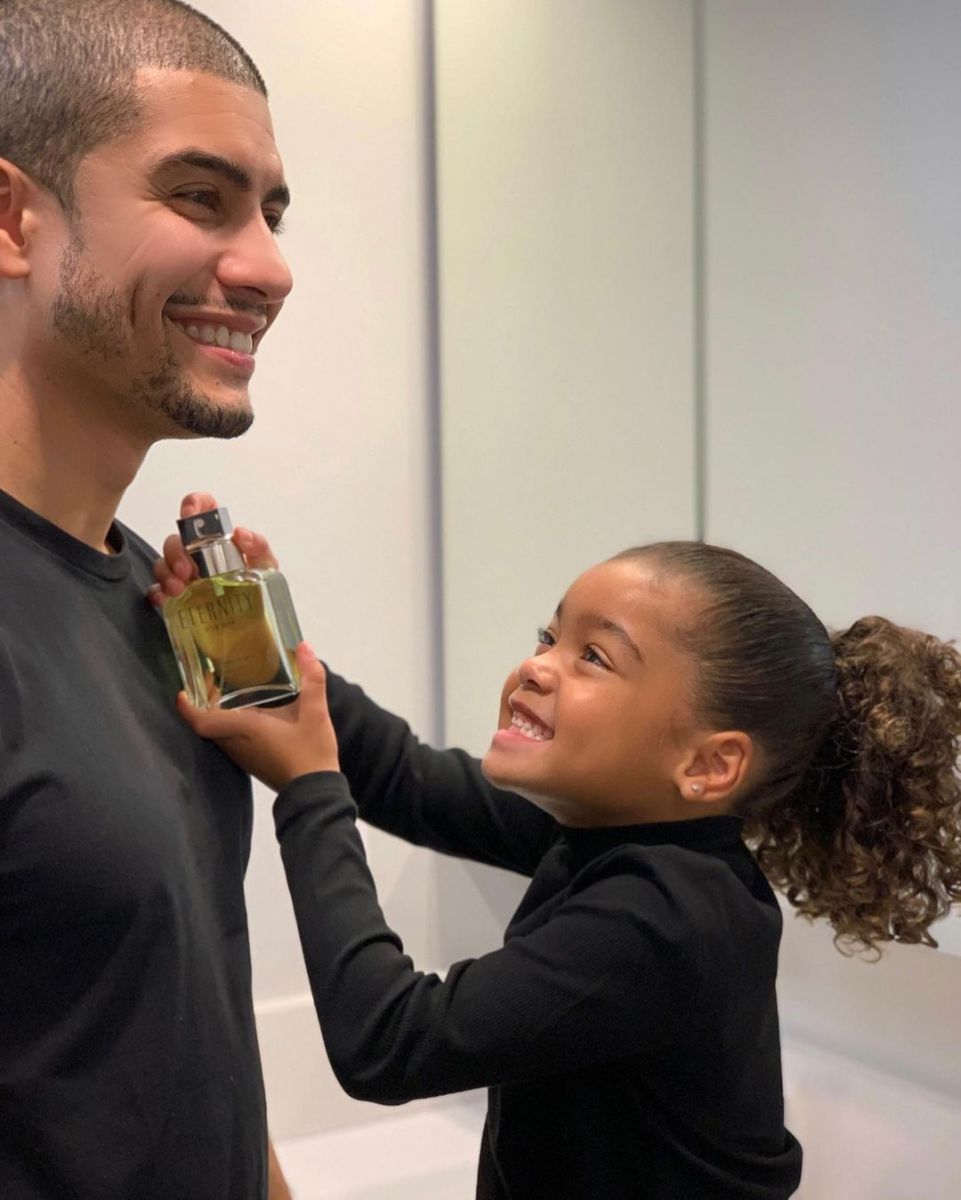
{"left": 777, "top": 905, "right": 961, "bottom": 1099}
{"left": 431, "top": 856, "right": 527, "bottom": 964}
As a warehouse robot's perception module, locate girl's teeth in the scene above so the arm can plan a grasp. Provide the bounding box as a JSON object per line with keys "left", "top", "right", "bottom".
{"left": 510, "top": 712, "right": 551, "bottom": 741}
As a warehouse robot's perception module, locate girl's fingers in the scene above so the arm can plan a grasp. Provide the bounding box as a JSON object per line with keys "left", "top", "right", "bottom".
{"left": 153, "top": 551, "right": 188, "bottom": 596}
{"left": 297, "top": 643, "right": 323, "bottom": 681}
{"left": 297, "top": 641, "right": 321, "bottom": 672}
{"left": 177, "top": 648, "right": 338, "bottom": 788}
{"left": 233, "top": 527, "right": 278, "bottom": 570}
{"left": 162, "top": 531, "right": 196, "bottom": 582}
{"left": 180, "top": 491, "right": 220, "bottom": 519}
{"left": 295, "top": 644, "right": 327, "bottom": 696}
{"left": 176, "top": 690, "right": 254, "bottom": 740}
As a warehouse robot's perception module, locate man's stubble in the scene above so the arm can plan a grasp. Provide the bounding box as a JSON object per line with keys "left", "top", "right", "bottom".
{"left": 50, "top": 234, "right": 254, "bottom": 441}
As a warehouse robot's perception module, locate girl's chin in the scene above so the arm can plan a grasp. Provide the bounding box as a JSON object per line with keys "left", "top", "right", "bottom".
{"left": 479, "top": 746, "right": 500, "bottom": 781}
{"left": 480, "top": 748, "right": 539, "bottom": 799}
{"left": 479, "top": 745, "right": 518, "bottom": 789}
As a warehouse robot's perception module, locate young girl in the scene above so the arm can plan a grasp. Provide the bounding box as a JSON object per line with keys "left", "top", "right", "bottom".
{"left": 156, "top": 516, "right": 961, "bottom": 1200}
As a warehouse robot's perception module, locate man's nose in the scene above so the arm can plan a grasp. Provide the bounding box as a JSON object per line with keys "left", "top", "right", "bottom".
{"left": 217, "top": 215, "right": 293, "bottom": 305}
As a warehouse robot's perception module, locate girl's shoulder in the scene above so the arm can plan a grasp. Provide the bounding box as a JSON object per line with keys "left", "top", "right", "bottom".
{"left": 568, "top": 837, "right": 783, "bottom": 963}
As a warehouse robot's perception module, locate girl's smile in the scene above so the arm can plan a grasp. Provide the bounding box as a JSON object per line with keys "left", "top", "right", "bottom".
{"left": 494, "top": 698, "right": 554, "bottom": 743}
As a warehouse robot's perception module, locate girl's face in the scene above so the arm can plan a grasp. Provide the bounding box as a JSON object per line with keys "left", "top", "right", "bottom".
{"left": 481, "top": 558, "right": 704, "bottom": 826}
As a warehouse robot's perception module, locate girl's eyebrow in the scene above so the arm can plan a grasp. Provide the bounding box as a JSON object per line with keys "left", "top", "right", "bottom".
{"left": 554, "top": 601, "right": 645, "bottom": 663}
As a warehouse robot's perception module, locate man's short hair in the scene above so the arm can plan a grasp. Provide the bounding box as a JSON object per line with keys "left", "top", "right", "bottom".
{"left": 0, "top": 0, "right": 267, "bottom": 210}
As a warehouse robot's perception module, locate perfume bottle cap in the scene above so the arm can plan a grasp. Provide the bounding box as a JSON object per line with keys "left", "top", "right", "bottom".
{"left": 178, "top": 507, "right": 245, "bottom": 578}
{"left": 178, "top": 507, "right": 233, "bottom": 546}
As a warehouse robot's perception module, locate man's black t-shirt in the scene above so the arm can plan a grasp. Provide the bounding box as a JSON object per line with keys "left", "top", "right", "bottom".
{"left": 0, "top": 488, "right": 266, "bottom": 1199}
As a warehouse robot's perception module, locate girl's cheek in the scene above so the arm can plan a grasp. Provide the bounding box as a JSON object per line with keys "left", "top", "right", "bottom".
{"left": 498, "top": 669, "right": 521, "bottom": 716}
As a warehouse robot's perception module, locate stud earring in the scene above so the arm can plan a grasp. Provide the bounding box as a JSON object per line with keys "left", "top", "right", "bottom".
{"left": 690, "top": 783, "right": 703, "bottom": 796}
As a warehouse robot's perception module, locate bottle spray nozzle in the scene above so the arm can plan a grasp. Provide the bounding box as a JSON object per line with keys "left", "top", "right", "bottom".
{"left": 177, "top": 507, "right": 233, "bottom": 549}
{"left": 177, "top": 507, "right": 244, "bottom": 578}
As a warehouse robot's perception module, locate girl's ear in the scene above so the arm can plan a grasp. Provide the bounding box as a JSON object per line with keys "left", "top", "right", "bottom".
{"left": 0, "top": 161, "right": 35, "bottom": 279}
{"left": 673, "top": 731, "right": 755, "bottom": 808}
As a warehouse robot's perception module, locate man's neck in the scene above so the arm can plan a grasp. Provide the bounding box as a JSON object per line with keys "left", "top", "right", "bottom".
{"left": 0, "top": 372, "right": 150, "bottom": 552}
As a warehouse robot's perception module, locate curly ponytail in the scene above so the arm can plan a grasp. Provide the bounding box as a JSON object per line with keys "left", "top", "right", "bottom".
{"left": 614, "top": 544, "right": 961, "bottom": 954}
{"left": 751, "top": 617, "right": 961, "bottom": 952}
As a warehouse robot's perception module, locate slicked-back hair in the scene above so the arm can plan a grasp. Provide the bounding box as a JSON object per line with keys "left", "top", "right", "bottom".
{"left": 0, "top": 0, "right": 266, "bottom": 210}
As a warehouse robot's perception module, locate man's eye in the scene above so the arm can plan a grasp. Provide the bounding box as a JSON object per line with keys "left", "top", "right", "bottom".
{"left": 264, "top": 211, "right": 286, "bottom": 234}
{"left": 175, "top": 190, "right": 219, "bottom": 212}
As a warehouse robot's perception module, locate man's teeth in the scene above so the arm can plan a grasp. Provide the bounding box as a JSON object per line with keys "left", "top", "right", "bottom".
{"left": 510, "top": 712, "right": 552, "bottom": 741}
{"left": 178, "top": 322, "right": 254, "bottom": 355}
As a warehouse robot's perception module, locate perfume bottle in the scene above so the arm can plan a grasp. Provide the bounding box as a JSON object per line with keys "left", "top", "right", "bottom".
{"left": 162, "top": 506, "right": 303, "bottom": 710}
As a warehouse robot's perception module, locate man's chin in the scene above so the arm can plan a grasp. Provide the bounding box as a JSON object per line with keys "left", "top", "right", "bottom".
{"left": 155, "top": 391, "right": 254, "bottom": 440}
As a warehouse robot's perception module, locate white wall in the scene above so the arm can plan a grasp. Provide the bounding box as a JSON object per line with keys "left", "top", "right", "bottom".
{"left": 704, "top": 0, "right": 961, "bottom": 651}
{"left": 436, "top": 0, "right": 697, "bottom": 754}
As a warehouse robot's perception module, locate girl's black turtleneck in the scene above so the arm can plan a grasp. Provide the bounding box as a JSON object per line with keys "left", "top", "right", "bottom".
{"left": 275, "top": 669, "right": 802, "bottom": 1199}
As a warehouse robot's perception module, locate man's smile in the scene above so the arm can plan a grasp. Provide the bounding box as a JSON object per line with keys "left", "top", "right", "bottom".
{"left": 172, "top": 319, "right": 254, "bottom": 354}
{"left": 164, "top": 305, "right": 267, "bottom": 357}
{"left": 163, "top": 313, "right": 263, "bottom": 374}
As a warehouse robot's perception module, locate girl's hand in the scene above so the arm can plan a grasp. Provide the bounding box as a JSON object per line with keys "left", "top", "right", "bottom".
{"left": 148, "top": 491, "right": 278, "bottom": 607}
{"left": 178, "top": 643, "right": 340, "bottom": 791}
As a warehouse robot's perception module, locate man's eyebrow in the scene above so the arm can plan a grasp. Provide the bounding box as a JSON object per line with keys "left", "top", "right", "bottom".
{"left": 556, "top": 600, "right": 645, "bottom": 662}
{"left": 152, "top": 150, "right": 291, "bottom": 207}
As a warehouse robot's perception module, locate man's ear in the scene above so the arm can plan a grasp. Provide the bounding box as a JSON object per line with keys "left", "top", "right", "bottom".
{"left": 0, "top": 160, "right": 34, "bottom": 279}
{"left": 673, "top": 730, "right": 755, "bottom": 809}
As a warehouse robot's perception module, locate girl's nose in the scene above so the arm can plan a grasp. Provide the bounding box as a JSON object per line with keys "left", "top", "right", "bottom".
{"left": 518, "top": 652, "right": 553, "bottom": 693}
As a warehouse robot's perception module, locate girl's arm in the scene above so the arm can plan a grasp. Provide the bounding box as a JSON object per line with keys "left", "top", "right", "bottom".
{"left": 179, "top": 651, "right": 702, "bottom": 1103}
{"left": 274, "top": 769, "right": 699, "bottom": 1103}
{"left": 324, "top": 667, "right": 556, "bottom": 876}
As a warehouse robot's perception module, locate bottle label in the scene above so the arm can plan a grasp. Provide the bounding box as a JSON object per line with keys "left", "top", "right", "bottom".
{"left": 175, "top": 589, "right": 255, "bottom": 632}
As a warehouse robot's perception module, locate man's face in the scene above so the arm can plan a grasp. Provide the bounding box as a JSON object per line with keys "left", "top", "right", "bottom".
{"left": 29, "top": 68, "right": 293, "bottom": 440}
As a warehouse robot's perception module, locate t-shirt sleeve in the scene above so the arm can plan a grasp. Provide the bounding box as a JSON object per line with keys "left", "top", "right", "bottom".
{"left": 274, "top": 772, "right": 703, "bottom": 1104}
{"left": 325, "top": 668, "right": 557, "bottom": 877}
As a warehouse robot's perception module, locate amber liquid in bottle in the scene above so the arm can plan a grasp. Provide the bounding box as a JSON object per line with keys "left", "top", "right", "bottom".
{"left": 162, "top": 508, "right": 303, "bottom": 710}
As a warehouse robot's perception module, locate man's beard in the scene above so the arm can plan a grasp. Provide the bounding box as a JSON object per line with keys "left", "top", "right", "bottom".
{"left": 50, "top": 237, "right": 254, "bottom": 440}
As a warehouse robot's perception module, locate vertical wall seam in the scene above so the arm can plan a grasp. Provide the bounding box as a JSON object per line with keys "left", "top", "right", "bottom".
{"left": 692, "top": 0, "right": 707, "bottom": 542}
{"left": 423, "top": 0, "right": 447, "bottom": 745}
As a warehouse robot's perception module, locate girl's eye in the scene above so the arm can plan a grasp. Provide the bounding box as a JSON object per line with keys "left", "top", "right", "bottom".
{"left": 583, "top": 645, "right": 610, "bottom": 669}
{"left": 264, "top": 210, "right": 286, "bottom": 234}
{"left": 535, "top": 627, "right": 556, "bottom": 653}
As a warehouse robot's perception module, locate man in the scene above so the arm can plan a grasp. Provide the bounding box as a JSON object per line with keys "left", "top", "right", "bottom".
{"left": 0, "top": 1, "right": 294, "bottom": 1195}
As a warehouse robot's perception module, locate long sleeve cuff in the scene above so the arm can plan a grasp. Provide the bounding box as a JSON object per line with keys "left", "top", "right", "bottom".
{"left": 273, "top": 771, "right": 357, "bottom": 840}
